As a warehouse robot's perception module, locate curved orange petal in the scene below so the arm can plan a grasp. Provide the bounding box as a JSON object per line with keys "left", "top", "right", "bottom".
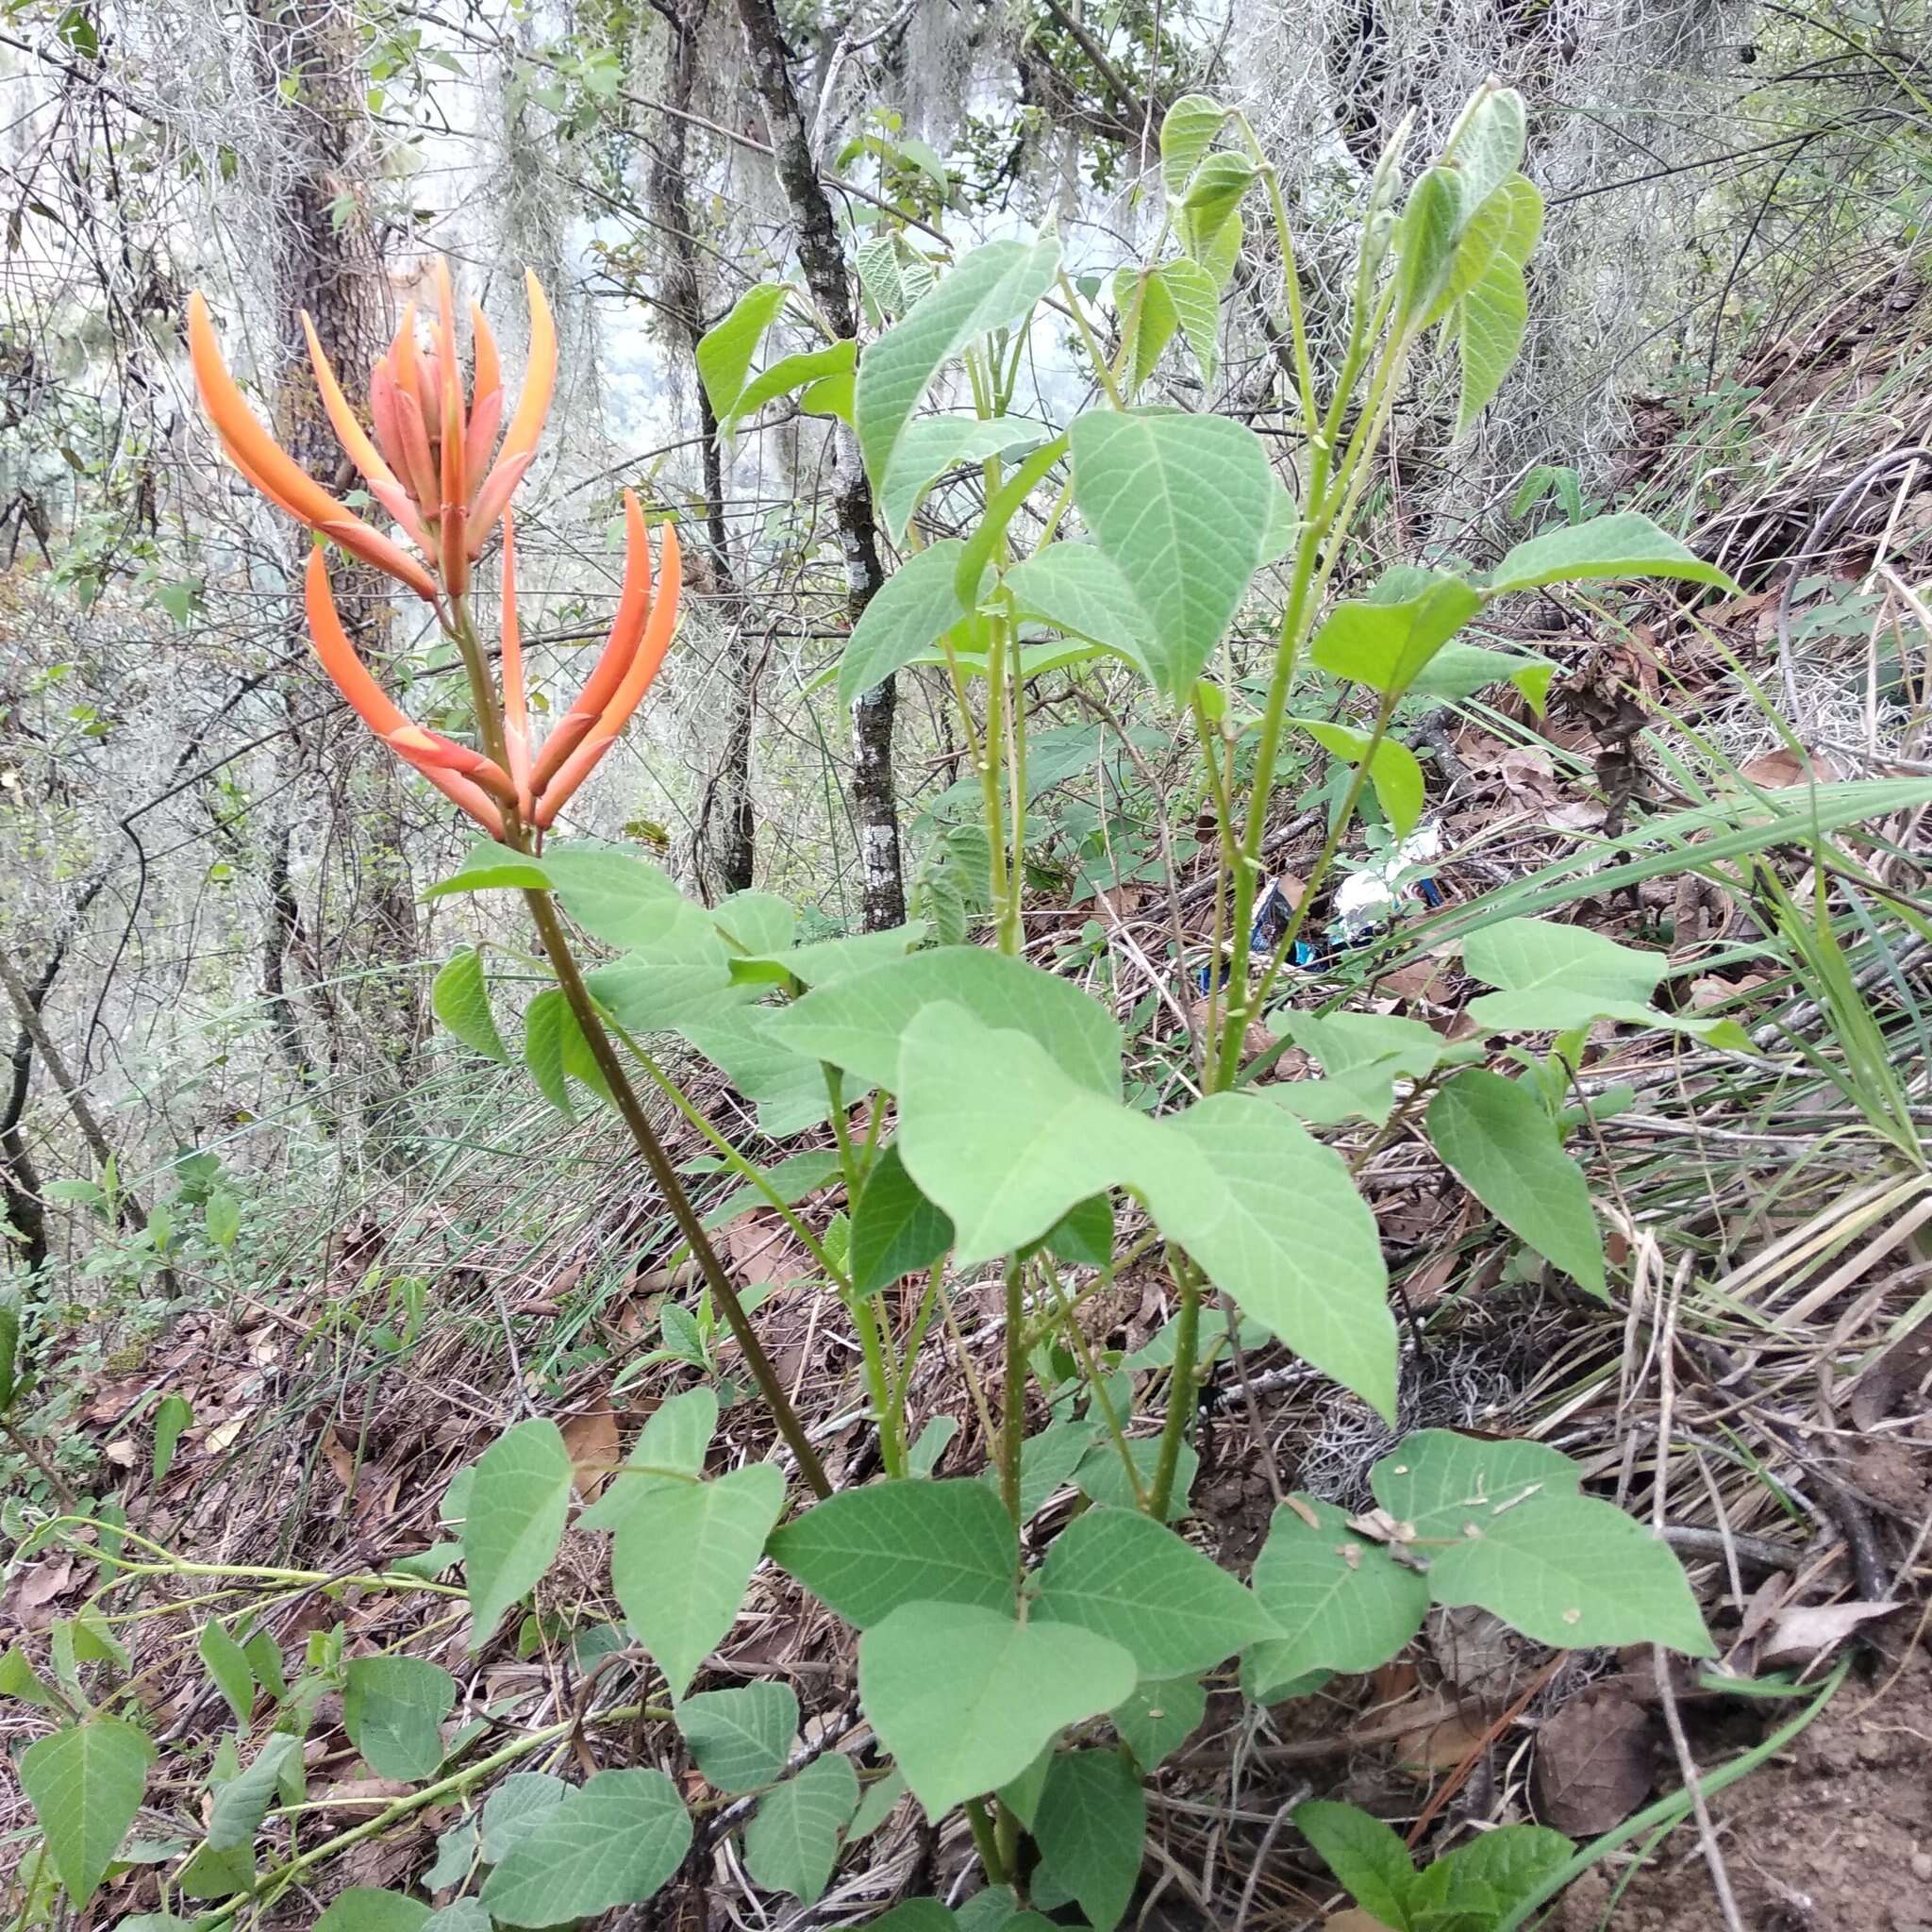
{"left": 383, "top": 725, "right": 516, "bottom": 805}
{"left": 317, "top": 520, "right": 440, "bottom": 603}
{"left": 390, "top": 303, "right": 425, "bottom": 412}
{"left": 193, "top": 295, "right": 436, "bottom": 599}
{"left": 405, "top": 759, "right": 507, "bottom": 838}
{"left": 500, "top": 269, "right": 557, "bottom": 469}
{"left": 528, "top": 490, "right": 651, "bottom": 792}
{"left": 500, "top": 510, "right": 534, "bottom": 818}
{"left": 466, "top": 450, "right": 534, "bottom": 557}
{"left": 470, "top": 301, "right": 502, "bottom": 404}
{"left": 391, "top": 386, "right": 441, "bottom": 518}
{"left": 189, "top": 293, "right": 349, "bottom": 530}
{"left": 435, "top": 260, "right": 467, "bottom": 513}
{"left": 462, "top": 386, "right": 504, "bottom": 505}
{"left": 306, "top": 321, "right": 431, "bottom": 551}
{"left": 303, "top": 547, "right": 411, "bottom": 738}
{"left": 597, "top": 519, "right": 680, "bottom": 728}
{"left": 368, "top": 361, "right": 413, "bottom": 493}
{"left": 211, "top": 426, "right": 313, "bottom": 526}
{"left": 370, "top": 477, "right": 432, "bottom": 553}
{"left": 468, "top": 270, "right": 555, "bottom": 549}
{"left": 302, "top": 311, "right": 399, "bottom": 494}
{"left": 532, "top": 522, "right": 680, "bottom": 828}
{"left": 303, "top": 554, "right": 502, "bottom": 832}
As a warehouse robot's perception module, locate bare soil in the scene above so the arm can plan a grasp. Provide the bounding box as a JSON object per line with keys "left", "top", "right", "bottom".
{"left": 1555, "top": 1641, "right": 1932, "bottom": 1932}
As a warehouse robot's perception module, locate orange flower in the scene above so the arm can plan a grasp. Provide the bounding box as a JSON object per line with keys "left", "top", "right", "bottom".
{"left": 301, "top": 491, "right": 680, "bottom": 838}
{"left": 190, "top": 294, "right": 439, "bottom": 602}
{"left": 197, "top": 264, "right": 676, "bottom": 842}
{"left": 188, "top": 263, "right": 556, "bottom": 600}
{"left": 302, "top": 552, "right": 509, "bottom": 837}
{"left": 498, "top": 510, "right": 535, "bottom": 820}
{"left": 531, "top": 516, "right": 681, "bottom": 830}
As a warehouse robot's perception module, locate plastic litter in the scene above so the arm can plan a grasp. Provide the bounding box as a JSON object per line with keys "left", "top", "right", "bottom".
{"left": 1190, "top": 823, "right": 1453, "bottom": 989}
{"left": 1193, "top": 823, "right": 1446, "bottom": 990}
{"left": 1300, "top": 821, "right": 1445, "bottom": 967}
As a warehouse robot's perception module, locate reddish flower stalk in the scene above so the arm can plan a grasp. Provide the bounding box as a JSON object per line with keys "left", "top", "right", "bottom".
{"left": 189, "top": 263, "right": 680, "bottom": 840}
{"left": 190, "top": 267, "right": 825, "bottom": 1503}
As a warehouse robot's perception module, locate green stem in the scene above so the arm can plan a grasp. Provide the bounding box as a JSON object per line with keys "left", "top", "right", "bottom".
{"left": 1233, "top": 115, "right": 1320, "bottom": 436}
{"left": 993, "top": 1801, "right": 1022, "bottom": 1888}
{"left": 979, "top": 612, "right": 1012, "bottom": 931}
{"left": 1019, "top": 1227, "right": 1163, "bottom": 1342}
{"left": 607, "top": 1022, "right": 845, "bottom": 1285}
{"left": 1214, "top": 333, "right": 1409, "bottom": 1088}
{"left": 1239, "top": 696, "right": 1394, "bottom": 1048}
{"left": 40, "top": 1519, "right": 467, "bottom": 1599}
{"left": 197, "top": 1702, "right": 663, "bottom": 1925}
{"left": 1000, "top": 600, "right": 1029, "bottom": 957}
{"left": 1147, "top": 1259, "right": 1201, "bottom": 1520}
{"left": 524, "top": 886, "right": 831, "bottom": 1499}
{"left": 824, "top": 1064, "right": 900, "bottom": 1473}
{"left": 857, "top": 1090, "right": 887, "bottom": 1170}
{"left": 1211, "top": 499, "right": 1328, "bottom": 1087}
{"left": 824, "top": 1063, "right": 863, "bottom": 1191}
{"left": 886, "top": 1264, "right": 943, "bottom": 1454}
{"left": 1056, "top": 267, "right": 1127, "bottom": 410}
{"left": 965, "top": 1795, "right": 1009, "bottom": 1885}
{"left": 448, "top": 594, "right": 519, "bottom": 845}
{"left": 1044, "top": 1265, "right": 1146, "bottom": 1510}
{"left": 999, "top": 1257, "right": 1026, "bottom": 1531}
{"left": 852, "top": 1294, "right": 902, "bottom": 1476}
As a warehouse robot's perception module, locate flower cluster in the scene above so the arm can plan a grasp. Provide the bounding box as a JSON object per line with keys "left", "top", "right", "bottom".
{"left": 189, "top": 262, "right": 679, "bottom": 840}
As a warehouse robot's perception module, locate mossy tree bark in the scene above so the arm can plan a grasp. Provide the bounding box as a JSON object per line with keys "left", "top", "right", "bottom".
{"left": 733, "top": 0, "right": 906, "bottom": 929}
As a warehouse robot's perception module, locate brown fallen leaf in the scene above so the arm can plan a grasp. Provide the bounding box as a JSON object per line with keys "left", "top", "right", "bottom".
{"left": 1396, "top": 1704, "right": 1491, "bottom": 1774}
{"left": 560, "top": 1406, "right": 620, "bottom": 1501}
{"left": 1375, "top": 956, "right": 1454, "bottom": 1006}
{"left": 1432, "top": 1606, "right": 1522, "bottom": 1701}
{"left": 1326, "top": 1914, "right": 1396, "bottom": 1930}
{"left": 1848, "top": 1310, "right": 1932, "bottom": 1431}
{"left": 320, "top": 1425, "right": 358, "bottom": 1491}
{"left": 1532, "top": 1684, "right": 1653, "bottom": 1835}
{"left": 1400, "top": 1252, "right": 1457, "bottom": 1307}
{"left": 1734, "top": 1569, "right": 1793, "bottom": 1650}
{"left": 318, "top": 1778, "right": 413, "bottom": 1810}
{"left": 1498, "top": 745, "right": 1558, "bottom": 802}
{"left": 1546, "top": 800, "right": 1608, "bottom": 832}
{"left": 2, "top": 1555, "right": 75, "bottom": 1632}
{"left": 203, "top": 1414, "right": 249, "bottom": 1456}
{"left": 1741, "top": 748, "right": 1840, "bottom": 788}
{"left": 341, "top": 1829, "right": 422, "bottom": 1892}
{"left": 723, "top": 1212, "right": 812, "bottom": 1288}
{"left": 1757, "top": 1599, "right": 1901, "bottom": 1669}
{"left": 355, "top": 1468, "right": 402, "bottom": 1527}
{"left": 85, "top": 1374, "right": 152, "bottom": 1424}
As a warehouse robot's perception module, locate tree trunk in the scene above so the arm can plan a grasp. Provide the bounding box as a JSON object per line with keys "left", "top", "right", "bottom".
{"left": 261, "top": 768, "right": 321, "bottom": 1097}
{"left": 0, "top": 872, "right": 108, "bottom": 1276}
{"left": 650, "top": 0, "right": 754, "bottom": 898}
{"left": 0, "top": 940, "right": 158, "bottom": 1251}
{"left": 732, "top": 0, "right": 906, "bottom": 929}
{"left": 250, "top": 0, "right": 427, "bottom": 1139}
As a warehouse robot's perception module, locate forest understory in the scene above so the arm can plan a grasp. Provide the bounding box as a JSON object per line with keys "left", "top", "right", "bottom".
{"left": 2, "top": 5, "right": 1930, "bottom": 1932}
